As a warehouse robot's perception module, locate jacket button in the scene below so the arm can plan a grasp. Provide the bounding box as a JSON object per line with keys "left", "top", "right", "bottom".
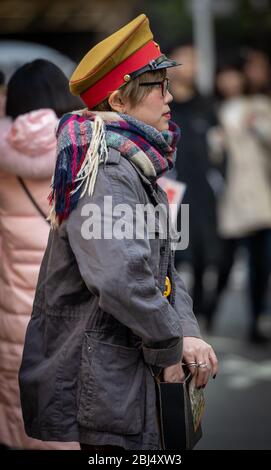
{"left": 163, "top": 276, "right": 171, "bottom": 297}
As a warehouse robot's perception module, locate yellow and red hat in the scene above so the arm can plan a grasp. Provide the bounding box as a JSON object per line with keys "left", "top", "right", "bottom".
{"left": 69, "top": 14, "right": 179, "bottom": 109}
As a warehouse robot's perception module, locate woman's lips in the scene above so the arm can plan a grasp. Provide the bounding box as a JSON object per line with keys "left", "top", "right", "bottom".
{"left": 163, "top": 113, "right": 171, "bottom": 119}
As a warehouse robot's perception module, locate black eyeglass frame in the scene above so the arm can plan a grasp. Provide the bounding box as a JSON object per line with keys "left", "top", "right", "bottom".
{"left": 139, "top": 77, "right": 170, "bottom": 97}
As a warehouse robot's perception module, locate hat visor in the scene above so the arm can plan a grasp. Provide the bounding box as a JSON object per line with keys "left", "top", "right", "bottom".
{"left": 129, "top": 55, "right": 181, "bottom": 79}
{"left": 154, "top": 57, "right": 181, "bottom": 70}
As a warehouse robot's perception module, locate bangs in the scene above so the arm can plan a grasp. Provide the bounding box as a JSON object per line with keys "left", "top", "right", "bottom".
{"left": 93, "top": 69, "right": 167, "bottom": 111}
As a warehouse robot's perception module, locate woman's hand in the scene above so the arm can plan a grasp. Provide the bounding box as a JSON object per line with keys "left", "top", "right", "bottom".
{"left": 182, "top": 337, "right": 218, "bottom": 388}
{"left": 163, "top": 362, "right": 185, "bottom": 383}
{"left": 162, "top": 337, "right": 218, "bottom": 387}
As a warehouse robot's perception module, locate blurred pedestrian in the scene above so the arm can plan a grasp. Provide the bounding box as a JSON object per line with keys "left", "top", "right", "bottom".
{"left": 207, "top": 59, "right": 271, "bottom": 342}
{"left": 19, "top": 15, "right": 218, "bottom": 451}
{"left": 168, "top": 45, "right": 221, "bottom": 319}
{"left": 243, "top": 48, "right": 271, "bottom": 96}
{"left": 0, "top": 59, "right": 82, "bottom": 449}
{"left": 0, "top": 70, "right": 6, "bottom": 118}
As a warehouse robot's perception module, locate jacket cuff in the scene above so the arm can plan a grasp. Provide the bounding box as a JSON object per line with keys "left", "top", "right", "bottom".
{"left": 142, "top": 337, "right": 183, "bottom": 368}
{"left": 181, "top": 320, "right": 202, "bottom": 338}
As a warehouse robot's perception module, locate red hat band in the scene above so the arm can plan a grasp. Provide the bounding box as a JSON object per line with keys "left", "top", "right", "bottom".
{"left": 81, "top": 41, "right": 161, "bottom": 109}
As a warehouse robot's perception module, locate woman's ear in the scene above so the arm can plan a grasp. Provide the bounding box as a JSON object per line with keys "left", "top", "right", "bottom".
{"left": 108, "top": 90, "right": 126, "bottom": 113}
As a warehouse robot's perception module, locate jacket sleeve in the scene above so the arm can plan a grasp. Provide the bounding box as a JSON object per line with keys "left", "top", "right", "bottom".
{"left": 172, "top": 266, "right": 201, "bottom": 338}
{"left": 66, "top": 164, "right": 183, "bottom": 368}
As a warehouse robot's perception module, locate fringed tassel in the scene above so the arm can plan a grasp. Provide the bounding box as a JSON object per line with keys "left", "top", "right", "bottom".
{"left": 71, "top": 115, "right": 108, "bottom": 198}
{"left": 48, "top": 115, "right": 108, "bottom": 229}
{"left": 48, "top": 172, "right": 59, "bottom": 229}
{"left": 48, "top": 203, "right": 58, "bottom": 229}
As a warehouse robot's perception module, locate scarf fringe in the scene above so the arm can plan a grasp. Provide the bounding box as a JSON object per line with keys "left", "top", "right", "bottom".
{"left": 71, "top": 115, "right": 108, "bottom": 198}
{"left": 49, "top": 115, "right": 108, "bottom": 228}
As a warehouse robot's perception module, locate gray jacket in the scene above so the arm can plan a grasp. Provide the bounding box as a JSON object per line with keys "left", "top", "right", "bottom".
{"left": 19, "top": 148, "right": 200, "bottom": 450}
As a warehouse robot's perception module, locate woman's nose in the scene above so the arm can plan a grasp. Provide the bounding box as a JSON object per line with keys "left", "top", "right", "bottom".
{"left": 165, "top": 90, "right": 173, "bottom": 104}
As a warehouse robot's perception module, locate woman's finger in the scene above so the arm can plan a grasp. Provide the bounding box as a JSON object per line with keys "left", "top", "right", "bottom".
{"left": 163, "top": 363, "right": 185, "bottom": 383}
{"left": 208, "top": 347, "right": 219, "bottom": 378}
{"left": 194, "top": 359, "right": 210, "bottom": 388}
{"left": 182, "top": 361, "right": 198, "bottom": 377}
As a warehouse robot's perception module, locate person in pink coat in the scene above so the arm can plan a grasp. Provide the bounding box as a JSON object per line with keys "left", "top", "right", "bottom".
{"left": 0, "top": 59, "right": 82, "bottom": 449}
{"left": 0, "top": 71, "right": 6, "bottom": 118}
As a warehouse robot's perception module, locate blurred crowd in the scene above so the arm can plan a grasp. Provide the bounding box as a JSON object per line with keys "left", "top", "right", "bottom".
{"left": 0, "top": 43, "right": 270, "bottom": 450}
{"left": 168, "top": 45, "right": 271, "bottom": 343}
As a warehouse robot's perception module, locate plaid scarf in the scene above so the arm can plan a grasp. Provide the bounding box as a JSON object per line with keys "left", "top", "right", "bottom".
{"left": 49, "top": 110, "right": 180, "bottom": 226}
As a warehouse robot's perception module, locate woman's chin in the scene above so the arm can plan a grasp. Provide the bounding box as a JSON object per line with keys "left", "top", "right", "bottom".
{"left": 157, "top": 123, "right": 169, "bottom": 132}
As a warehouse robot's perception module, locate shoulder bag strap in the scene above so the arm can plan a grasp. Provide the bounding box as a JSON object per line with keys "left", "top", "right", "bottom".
{"left": 17, "top": 176, "right": 50, "bottom": 226}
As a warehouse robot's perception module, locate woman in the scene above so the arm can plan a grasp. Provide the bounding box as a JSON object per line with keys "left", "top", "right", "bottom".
{"left": 19, "top": 15, "right": 218, "bottom": 451}
{"left": 0, "top": 59, "right": 81, "bottom": 449}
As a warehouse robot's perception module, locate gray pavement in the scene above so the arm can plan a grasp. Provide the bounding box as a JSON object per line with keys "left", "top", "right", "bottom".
{"left": 193, "top": 272, "right": 271, "bottom": 450}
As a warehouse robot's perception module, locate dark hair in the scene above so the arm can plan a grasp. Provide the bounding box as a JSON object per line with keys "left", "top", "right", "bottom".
{"left": 6, "top": 59, "right": 83, "bottom": 119}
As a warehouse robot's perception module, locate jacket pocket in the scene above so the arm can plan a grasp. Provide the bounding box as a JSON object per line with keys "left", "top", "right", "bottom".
{"left": 77, "top": 332, "right": 144, "bottom": 435}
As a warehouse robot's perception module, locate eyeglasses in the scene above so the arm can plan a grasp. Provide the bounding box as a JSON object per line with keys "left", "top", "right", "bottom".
{"left": 139, "top": 77, "right": 170, "bottom": 97}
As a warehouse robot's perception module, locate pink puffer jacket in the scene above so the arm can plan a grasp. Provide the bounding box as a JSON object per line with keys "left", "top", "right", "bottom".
{"left": 0, "top": 109, "right": 79, "bottom": 449}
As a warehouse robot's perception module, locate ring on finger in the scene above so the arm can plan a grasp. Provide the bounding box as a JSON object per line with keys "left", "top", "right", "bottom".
{"left": 197, "top": 362, "right": 208, "bottom": 369}
{"left": 185, "top": 362, "right": 198, "bottom": 368}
